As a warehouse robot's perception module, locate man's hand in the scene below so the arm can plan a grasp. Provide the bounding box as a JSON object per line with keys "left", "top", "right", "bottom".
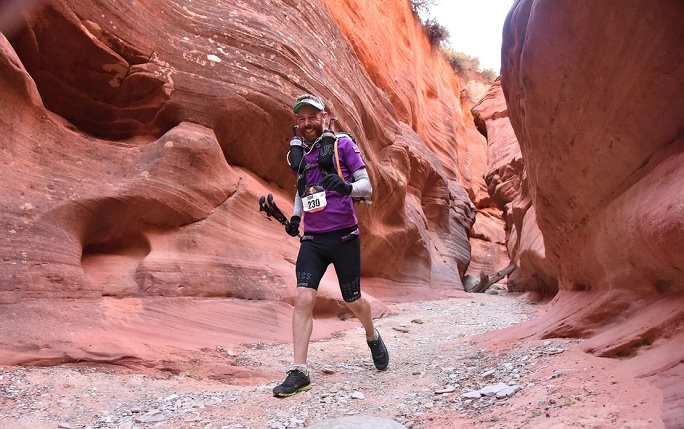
{"left": 320, "top": 174, "right": 352, "bottom": 195}
{"left": 289, "top": 136, "right": 302, "bottom": 147}
{"left": 285, "top": 215, "right": 300, "bottom": 237}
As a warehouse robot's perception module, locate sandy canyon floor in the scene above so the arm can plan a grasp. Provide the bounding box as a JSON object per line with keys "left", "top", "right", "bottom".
{"left": 0, "top": 292, "right": 664, "bottom": 429}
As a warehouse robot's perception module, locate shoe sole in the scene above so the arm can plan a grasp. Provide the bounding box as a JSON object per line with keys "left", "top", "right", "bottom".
{"left": 272, "top": 383, "right": 312, "bottom": 397}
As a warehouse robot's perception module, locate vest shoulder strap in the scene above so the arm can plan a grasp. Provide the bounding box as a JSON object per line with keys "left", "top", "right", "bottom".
{"left": 333, "top": 138, "right": 343, "bottom": 178}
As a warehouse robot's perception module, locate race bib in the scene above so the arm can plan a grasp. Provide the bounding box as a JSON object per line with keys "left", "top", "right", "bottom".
{"left": 303, "top": 185, "right": 327, "bottom": 213}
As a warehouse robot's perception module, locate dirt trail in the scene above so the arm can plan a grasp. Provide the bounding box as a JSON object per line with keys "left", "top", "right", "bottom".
{"left": 0, "top": 293, "right": 663, "bottom": 428}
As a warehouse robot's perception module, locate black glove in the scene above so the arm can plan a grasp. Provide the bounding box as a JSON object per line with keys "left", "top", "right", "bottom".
{"left": 285, "top": 216, "right": 300, "bottom": 237}
{"left": 320, "top": 174, "right": 353, "bottom": 195}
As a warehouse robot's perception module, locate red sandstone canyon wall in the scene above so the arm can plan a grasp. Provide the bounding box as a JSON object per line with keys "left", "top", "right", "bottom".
{"left": 472, "top": 78, "right": 557, "bottom": 294}
{"left": 490, "top": 0, "right": 684, "bottom": 426}
{"left": 0, "top": 0, "right": 506, "bottom": 368}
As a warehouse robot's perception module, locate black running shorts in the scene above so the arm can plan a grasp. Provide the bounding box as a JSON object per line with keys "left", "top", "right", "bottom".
{"left": 295, "top": 225, "right": 361, "bottom": 302}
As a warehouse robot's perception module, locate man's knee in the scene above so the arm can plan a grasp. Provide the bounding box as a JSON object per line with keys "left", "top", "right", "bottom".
{"left": 294, "top": 286, "right": 317, "bottom": 309}
{"left": 345, "top": 294, "right": 367, "bottom": 313}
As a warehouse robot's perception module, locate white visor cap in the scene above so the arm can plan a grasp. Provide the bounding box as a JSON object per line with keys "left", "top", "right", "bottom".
{"left": 293, "top": 96, "right": 325, "bottom": 113}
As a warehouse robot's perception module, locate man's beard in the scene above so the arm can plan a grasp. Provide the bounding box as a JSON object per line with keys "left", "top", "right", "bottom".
{"left": 302, "top": 125, "right": 323, "bottom": 144}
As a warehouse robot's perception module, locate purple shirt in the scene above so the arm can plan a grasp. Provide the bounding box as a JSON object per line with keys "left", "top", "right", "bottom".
{"left": 302, "top": 136, "right": 365, "bottom": 233}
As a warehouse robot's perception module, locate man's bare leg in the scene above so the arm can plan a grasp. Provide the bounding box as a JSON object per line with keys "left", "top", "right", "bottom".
{"left": 273, "top": 287, "right": 318, "bottom": 397}
{"left": 293, "top": 287, "right": 317, "bottom": 364}
{"left": 346, "top": 294, "right": 389, "bottom": 370}
{"left": 346, "top": 295, "right": 376, "bottom": 340}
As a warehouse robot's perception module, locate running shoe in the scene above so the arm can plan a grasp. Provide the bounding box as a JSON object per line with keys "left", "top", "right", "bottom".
{"left": 272, "top": 368, "right": 312, "bottom": 397}
{"left": 367, "top": 329, "right": 389, "bottom": 370}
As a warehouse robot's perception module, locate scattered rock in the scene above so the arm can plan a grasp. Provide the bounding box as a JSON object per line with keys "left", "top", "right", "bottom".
{"left": 479, "top": 383, "right": 511, "bottom": 397}
{"left": 495, "top": 385, "right": 521, "bottom": 399}
{"left": 307, "top": 416, "right": 407, "bottom": 428}
{"left": 133, "top": 409, "right": 165, "bottom": 423}
{"left": 461, "top": 390, "right": 482, "bottom": 399}
{"left": 480, "top": 369, "right": 496, "bottom": 377}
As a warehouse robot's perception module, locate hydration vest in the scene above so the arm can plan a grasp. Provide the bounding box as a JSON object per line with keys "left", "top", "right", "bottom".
{"left": 288, "top": 129, "right": 356, "bottom": 198}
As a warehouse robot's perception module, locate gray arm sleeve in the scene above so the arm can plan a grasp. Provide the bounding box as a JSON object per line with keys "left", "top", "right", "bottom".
{"left": 351, "top": 168, "right": 372, "bottom": 198}
{"left": 293, "top": 193, "right": 303, "bottom": 217}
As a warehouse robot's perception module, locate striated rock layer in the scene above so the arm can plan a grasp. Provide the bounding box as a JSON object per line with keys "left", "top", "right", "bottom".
{"left": 0, "top": 0, "right": 501, "bottom": 371}
{"left": 320, "top": 0, "right": 509, "bottom": 282}
{"left": 487, "top": 0, "right": 684, "bottom": 426}
{"left": 472, "top": 78, "right": 557, "bottom": 293}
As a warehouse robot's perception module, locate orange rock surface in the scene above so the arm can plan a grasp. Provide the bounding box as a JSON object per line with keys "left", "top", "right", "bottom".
{"left": 492, "top": 0, "right": 684, "bottom": 426}
{"left": 472, "top": 78, "right": 556, "bottom": 293}
{"left": 0, "top": 0, "right": 506, "bottom": 370}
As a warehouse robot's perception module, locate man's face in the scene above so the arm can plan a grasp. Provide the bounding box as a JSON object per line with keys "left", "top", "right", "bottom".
{"left": 295, "top": 105, "right": 327, "bottom": 142}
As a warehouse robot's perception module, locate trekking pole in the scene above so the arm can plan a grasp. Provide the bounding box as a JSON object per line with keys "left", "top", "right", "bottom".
{"left": 258, "top": 194, "right": 301, "bottom": 238}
